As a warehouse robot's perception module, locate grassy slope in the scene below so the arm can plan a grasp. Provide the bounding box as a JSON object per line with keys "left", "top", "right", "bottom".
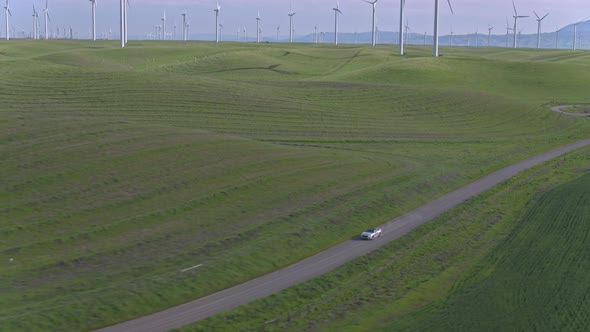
{"left": 1, "top": 41, "right": 589, "bottom": 330}
{"left": 180, "top": 147, "right": 590, "bottom": 332}
{"left": 383, "top": 171, "right": 590, "bottom": 332}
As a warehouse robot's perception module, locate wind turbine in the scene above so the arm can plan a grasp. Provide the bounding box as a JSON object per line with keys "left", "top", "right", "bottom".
{"left": 534, "top": 11, "right": 549, "bottom": 49}
{"left": 288, "top": 8, "right": 296, "bottom": 43}
{"left": 488, "top": 25, "right": 493, "bottom": 46}
{"left": 256, "top": 10, "right": 261, "bottom": 43}
{"left": 4, "top": 0, "right": 11, "bottom": 40}
{"left": 511, "top": 0, "right": 528, "bottom": 48}
{"left": 573, "top": 18, "right": 588, "bottom": 50}
{"left": 276, "top": 25, "right": 280, "bottom": 41}
{"left": 333, "top": 1, "right": 343, "bottom": 45}
{"left": 124, "top": 0, "right": 129, "bottom": 44}
{"left": 314, "top": 25, "right": 318, "bottom": 43}
{"left": 89, "top": 0, "right": 97, "bottom": 41}
{"left": 505, "top": 18, "right": 513, "bottom": 47}
{"left": 517, "top": 25, "right": 526, "bottom": 48}
{"left": 32, "top": 5, "right": 37, "bottom": 39}
{"left": 214, "top": 2, "right": 220, "bottom": 42}
{"left": 433, "top": 0, "right": 454, "bottom": 57}
{"left": 399, "top": 0, "right": 406, "bottom": 55}
{"left": 181, "top": 12, "right": 186, "bottom": 41}
{"left": 363, "top": 0, "right": 378, "bottom": 47}
{"left": 450, "top": 26, "right": 454, "bottom": 46}
{"left": 186, "top": 19, "right": 190, "bottom": 40}
{"left": 119, "top": 0, "right": 124, "bottom": 47}
{"left": 404, "top": 20, "right": 410, "bottom": 46}
{"left": 162, "top": 10, "right": 166, "bottom": 40}
{"left": 43, "top": 0, "right": 50, "bottom": 40}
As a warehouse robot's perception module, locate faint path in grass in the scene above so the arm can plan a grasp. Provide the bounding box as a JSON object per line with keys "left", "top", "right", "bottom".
{"left": 95, "top": 138, "right": 590, "bottom": 332}
{"left": 551, "top": 105, "right": 590, "bottom": 117}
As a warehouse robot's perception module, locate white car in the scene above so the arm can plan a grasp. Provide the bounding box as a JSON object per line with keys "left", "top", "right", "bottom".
{"left": 360, "top": 228, "right": 382, "bottom": 240}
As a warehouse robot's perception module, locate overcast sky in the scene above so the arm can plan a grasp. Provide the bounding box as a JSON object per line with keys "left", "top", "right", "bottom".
{"left": 3, "top": 0, "right": 590, "bottom": 39}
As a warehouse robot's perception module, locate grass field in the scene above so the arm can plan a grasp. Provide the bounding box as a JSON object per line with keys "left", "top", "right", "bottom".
{"left": 180, "top": 146, "right": 590, "bottom": 332}
{"left": 1, "top": 41, "right": 589, "bottom": 331}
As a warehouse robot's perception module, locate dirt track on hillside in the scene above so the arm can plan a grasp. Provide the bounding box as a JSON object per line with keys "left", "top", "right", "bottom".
{"left": 551, "top": 105, "right": 590, "bottom": 117}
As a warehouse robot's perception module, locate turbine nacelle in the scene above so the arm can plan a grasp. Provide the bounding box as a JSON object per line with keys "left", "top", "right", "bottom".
{"left": 534, "top": 11, "right": 549, "bottom": 22}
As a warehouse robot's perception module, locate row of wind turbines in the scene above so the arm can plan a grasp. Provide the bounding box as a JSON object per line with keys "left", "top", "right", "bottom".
{"left": 3, "top": 0, "right": 588, "bottom": 54}
{"left": 3, "top": 0, "right": 49, "bottom": 40}
{"left": 127, "top": 0, "right": 455, "bottom": 57}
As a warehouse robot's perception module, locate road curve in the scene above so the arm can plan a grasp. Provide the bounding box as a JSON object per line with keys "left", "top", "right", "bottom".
{"left": 96, "top": 138, "right": 590, "bottom": 332}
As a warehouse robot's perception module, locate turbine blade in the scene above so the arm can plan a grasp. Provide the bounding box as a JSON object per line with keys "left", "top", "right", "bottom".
{"left": 512, "top": 0, "right": 517, "bottom": 16}
{"left": 541, "top": 13, "right": 549, "bottom": 20}
{"left": 447, "top": 0, "right": 454, "bottom": 15}
{"left": 534, "top": 11, "right": 539, "bottom": 19}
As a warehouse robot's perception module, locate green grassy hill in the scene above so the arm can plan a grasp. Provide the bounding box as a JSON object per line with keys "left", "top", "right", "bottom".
{"left": 1, "top": 41, "right": 589, "bottom": 331}
{"left": 385, "top": 171, "right": 590, "bottom": 331}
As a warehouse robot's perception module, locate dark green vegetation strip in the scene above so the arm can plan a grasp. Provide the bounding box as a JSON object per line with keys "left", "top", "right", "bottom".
{"left": 1, "top": 41, "right": 589, "bottom": 331}
{"left": 179, "top": 147, "right": 590, "bottom": 332}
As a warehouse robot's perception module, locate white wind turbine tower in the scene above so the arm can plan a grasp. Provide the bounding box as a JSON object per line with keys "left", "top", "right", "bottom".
{"left": 505, "top": 18, "right": 513, "bottom": 47}
{"left": 276, "top": 25, "right": 280, "bottom": 41}
{"left": 333, "top": 1, "right": 343, "bottom": 45}
{"left": 162, "top": 10, "right": 166, "bottom": 40}
{"left": 4, "top": 0, "right": 11, "bottom": 40}
{"left": 511, "top": 0, "right": 528, "bottom": 48}
{"left": 32, "top": 5, "right": 37, "bottom": 39}
{"left": 43, "top": 0, "right": 50, "bottom": 40}
{"left": 433, "top": 0, "right": 454, "bottom": 57}
{"left": 214, "top": 2, "right": 220, "bottom": 42}
{"left": 399, "top": 0, "right": 406, "bottom": 55}
{"left": 124, "top": 0, "right": 129, "bottom": 44}
{"left": 181, "top": 12, "right": 186, "bottom": 41}
{"left": 89, "top": 0, "right": 96, "bottom": 41}
{"left": 404, "top": 20, "right": 411, "bottom": 46}
{"left": 314, "top": 25, "right": 318, "bottom": 43}
{"left": 534, "top": 11, "right": 549, "bottom": 49}
{"left": 488, "top": 25, "right": 493, "bottom": 46}
{"left": 120, "top": 0, "right": 125, "bottom": 47}
{"left": 186, "top": 19, "right": 190, "bottom": 40}
{"left": 288, "top": 8, "right": 296, "bottom": 43}
{"left": 256, "top": 10, "right": 261, "bottom": 43}
{"left": 517, "top": 25, "right": 526, "bottom": 48}
{"left": 572, "top": 18, "right": 588, "bottom": 51}
{"left": 363, "top": 0, "right": 378, "bottom": 47}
